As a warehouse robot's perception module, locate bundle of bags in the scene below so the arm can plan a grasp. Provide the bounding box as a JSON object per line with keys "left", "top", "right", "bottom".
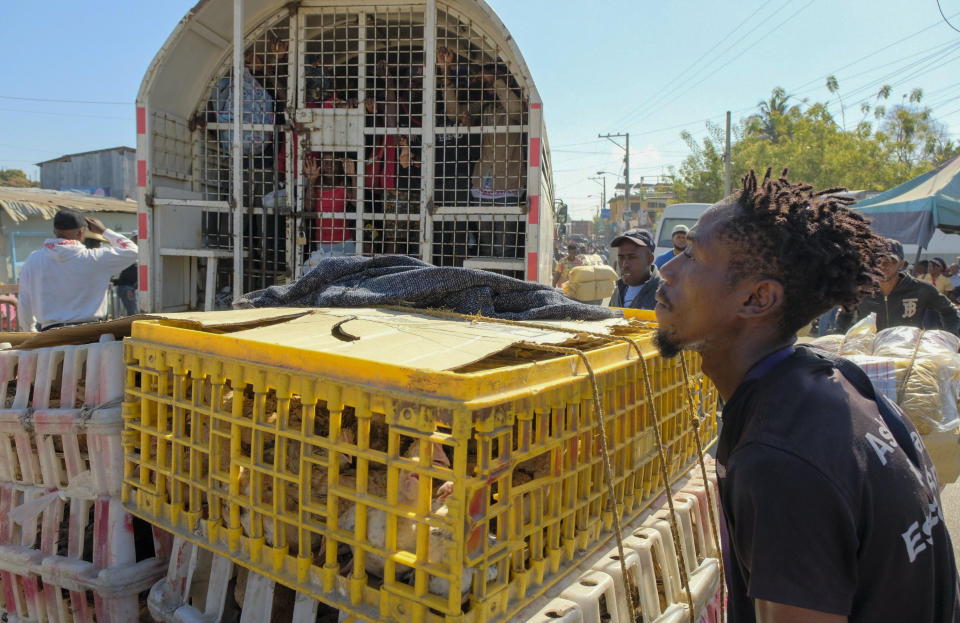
{"left": 563, "top": 256, "right": 618, "bottom": 303}
{"left": 808, "top": 314, "right": 960, "bottom": 434}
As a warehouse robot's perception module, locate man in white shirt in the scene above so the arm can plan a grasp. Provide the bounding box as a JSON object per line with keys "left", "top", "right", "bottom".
{"left": 18, "top": 209, "right": 138, "bottom": 331}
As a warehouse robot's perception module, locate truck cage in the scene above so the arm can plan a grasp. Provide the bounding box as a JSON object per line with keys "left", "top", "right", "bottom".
{"left": 137, "top": 0, "right": 554, "bottom": 313}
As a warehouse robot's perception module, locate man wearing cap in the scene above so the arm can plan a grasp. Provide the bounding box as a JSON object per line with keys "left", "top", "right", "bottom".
{"left": 836, "top": 238, "right": 960, "bottom": 335}
{"left": 553, "top": 242, "right": 583, "bottom": 287}
{"left": 608, "top": 228, "right": 662, "bottom": 309}
{"left": 17, "top": 209, "right": 138, "bottom": 332}
{"left": 654, "top": 224, "right": 689, "bottom": 269}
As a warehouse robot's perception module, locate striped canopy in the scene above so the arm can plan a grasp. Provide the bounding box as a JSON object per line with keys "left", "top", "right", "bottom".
{"left": 853, "top": 155, "right": 960, "bottom": 249}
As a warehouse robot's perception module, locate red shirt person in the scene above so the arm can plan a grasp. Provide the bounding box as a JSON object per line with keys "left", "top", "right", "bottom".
{"left": 304, "top": 153, "right": 356, "bottom": 249}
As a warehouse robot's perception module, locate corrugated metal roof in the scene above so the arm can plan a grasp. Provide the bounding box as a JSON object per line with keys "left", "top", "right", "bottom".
{"left": 0, "top": 187, "right": 137, "bottom": 224}
{"left": 35, "top": 146, "right": 135, "bottom": 166}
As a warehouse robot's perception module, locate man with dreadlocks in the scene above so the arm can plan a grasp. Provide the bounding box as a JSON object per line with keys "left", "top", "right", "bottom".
{"left": 654, "top": 169, "right": 959, "bottom": 623}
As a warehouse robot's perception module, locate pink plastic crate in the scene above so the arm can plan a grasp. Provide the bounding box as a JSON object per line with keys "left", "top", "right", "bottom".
{"left": 0, "top": 337, "right": 125, "bottom": 497}
{"left": 0, "top": 482, "right": 169, "bottom": 622}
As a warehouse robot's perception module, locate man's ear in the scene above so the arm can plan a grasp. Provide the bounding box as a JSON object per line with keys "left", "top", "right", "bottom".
{"left": 738, "top": 278, "right": 785, "bottom": 319}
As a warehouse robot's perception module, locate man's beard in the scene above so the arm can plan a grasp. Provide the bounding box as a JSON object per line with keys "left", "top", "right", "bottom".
{"left": 654, "top": 328, "right": 683, "bottom": 358}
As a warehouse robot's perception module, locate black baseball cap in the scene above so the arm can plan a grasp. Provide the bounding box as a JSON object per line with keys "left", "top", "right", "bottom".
{"left": 883, "top": 238, "right": 904, "bottom": 261}
{"left": 610, "top": 228, "right": 655, "bottom": 249}
{"left": 53, "top": 209, "right": 85, "bottom": 231}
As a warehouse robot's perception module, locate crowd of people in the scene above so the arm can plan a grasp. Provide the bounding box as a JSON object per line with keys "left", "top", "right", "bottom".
{"left": 829, "top": 246, "right": 960, "bottom": 336}
{"left": 553, "top": 224, "right": 682, "bottom": 310}
{"left": 554, "top": 220, "right": 960, "bottom": 343}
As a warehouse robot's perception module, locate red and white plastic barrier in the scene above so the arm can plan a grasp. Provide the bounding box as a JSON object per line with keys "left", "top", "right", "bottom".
{"left": 0, "top": 337, "right": 169, "bottom": 622}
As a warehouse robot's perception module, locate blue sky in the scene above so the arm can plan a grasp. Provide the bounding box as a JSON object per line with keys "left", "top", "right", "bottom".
{"left": 2, "top": 1, "right": 959, "bottom": 219}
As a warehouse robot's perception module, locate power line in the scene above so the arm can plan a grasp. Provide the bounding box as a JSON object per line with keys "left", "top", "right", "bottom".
{"left": 0, "top": 94, "right": 131, "bottom": 106}
{"left": 790, "top": 12, "right": 960, "bottom": 93}
{"left": 551, "top": 139, "right": 606, "bottom": 148}
{"left": 844, "top": 42, "right": 960, "bottom": 106}
{"left": 620, "top": 11, "right": 960, "bottom": 149}
{"left": 552, "top": 148, "right": 616, "bottom": 155}
{"left": 622, "top": 0, "right": 811, "bottom": 129}
{"left": 610, "top": 0, "right": 788, "bottom": 128}
{"left": 0, "top": 107, "right": 133, "bottom": 121}
{"left": 817, "top": 39, "right": 960, "bottom": 101}
{"left": 937, "top": 0, "right": 960, "bottom": 33}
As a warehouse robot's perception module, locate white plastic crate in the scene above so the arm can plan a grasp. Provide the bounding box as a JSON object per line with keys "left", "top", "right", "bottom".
{"left": 0, "top": 337, "right": 126, "bottom": 498}
{"left": 147, "top": 535, "right": 328, "bottom": 623}
{"left": 523, "top": 597, "right": 584, "bottom": 623}
{"left": 469, "top": 463, "right": 725, "bottom": 623}
{"left": 144, "top": 462, "right": 722, "bottom": 623}
{"left": 0, "top": 483, "right": 169, "bottom": 623}
{"left": 559, "top": 570, "right": 619, "bottom": 623}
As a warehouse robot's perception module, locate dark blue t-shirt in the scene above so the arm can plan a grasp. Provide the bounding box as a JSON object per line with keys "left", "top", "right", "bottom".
{"left": 717, "top": 346, "right": 960, "bottom": 622}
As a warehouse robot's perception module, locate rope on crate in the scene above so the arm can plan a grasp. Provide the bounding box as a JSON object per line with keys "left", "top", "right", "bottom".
{"left": 679, "top": 356, "right": 726, "bottom": 623}
{"left": 19, "top": 406, "right": 35, "bottom": 434}
{"left": 622, "top": 337, "right": 697, "bottom": 623}
{"left": 77, "top": 396, "right": 125, "bottom": 429}
{"left": 530, "top": 343, "right": 639, "bottom": 621}
{"left": 896, "top": 329, "right": 925, "bottom": 404}
{"left": 378, "top": 306, "right": 702, "bottom": 622}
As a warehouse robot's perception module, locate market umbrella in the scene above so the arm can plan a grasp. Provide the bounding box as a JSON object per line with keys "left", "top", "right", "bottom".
{"left": 852, "top": 154, "right": 960, "bottom": 249}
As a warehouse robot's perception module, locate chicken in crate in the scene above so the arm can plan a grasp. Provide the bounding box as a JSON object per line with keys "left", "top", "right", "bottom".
{"left": 121, "top": 308, "right": 719, "bottom": 622}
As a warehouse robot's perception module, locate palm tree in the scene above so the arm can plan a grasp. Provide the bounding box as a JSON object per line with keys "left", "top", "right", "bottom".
{"left": 746, "top": 87, "right": 792, "bottom": 143}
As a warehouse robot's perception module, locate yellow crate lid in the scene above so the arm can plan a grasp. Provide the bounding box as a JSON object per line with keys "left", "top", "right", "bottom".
{"left": 128, "top": 308, "right": 659, "bottom": 406}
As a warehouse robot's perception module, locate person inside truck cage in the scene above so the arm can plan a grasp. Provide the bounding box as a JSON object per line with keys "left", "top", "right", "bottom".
{"left": 304, "top": 152, "right": 357, "bottom": 267}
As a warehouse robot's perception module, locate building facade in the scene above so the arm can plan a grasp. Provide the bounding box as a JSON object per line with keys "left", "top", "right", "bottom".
{"left": 37, "top": 147, "right": 136, "bottom": 200}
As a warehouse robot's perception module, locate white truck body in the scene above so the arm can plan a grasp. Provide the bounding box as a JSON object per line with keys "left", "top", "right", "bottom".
{"left": 652, "top": 202, "right": 711, "bottom": 260}
{"left": 135, "top": 0, "right": 554, "bottom": 313}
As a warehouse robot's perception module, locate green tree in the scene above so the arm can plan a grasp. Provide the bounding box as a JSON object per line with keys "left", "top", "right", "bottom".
{"left": 674, "top": 84, "right": 958, "bottom": 202}
{"left": 0, "top": 169, "right": 38, "bottom": 188}
{"left": 744, "top": 87, "right": 799, "bottom": 144}
{"left": 675, "top": 121, "right": 729, "bottom": 202}
{"left": 826, "top": 75, "right": 845, "bottom": 130}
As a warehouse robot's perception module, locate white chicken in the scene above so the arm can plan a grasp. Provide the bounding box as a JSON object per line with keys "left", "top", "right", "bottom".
{"left": 337, "top": 439, "right": 450, "bottom": 580}
{"left": 427, "top": 483, "right": 499, "bottom": 598}
{"left": 234, "top": 428, "right": 355, "bottom": 552}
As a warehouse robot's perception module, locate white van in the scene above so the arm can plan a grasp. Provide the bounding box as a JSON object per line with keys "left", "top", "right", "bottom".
{"left": 653, "top": 203, "right": 712, "bottom": 260}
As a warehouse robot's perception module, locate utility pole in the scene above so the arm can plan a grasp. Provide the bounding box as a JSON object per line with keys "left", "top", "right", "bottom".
{"left": 601, "top": 176, "right": 606, "bottom": 213}
{"left": 599, "top": 132, "right": 630, "bottom": 225}
{"left": 589, "top": 175, "right": 608, "bottom": 216}
{"left": 723, "top": 111, "right": 731, "bottom": 198}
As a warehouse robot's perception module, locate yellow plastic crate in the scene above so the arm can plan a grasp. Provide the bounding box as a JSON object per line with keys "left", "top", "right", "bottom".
{"left": 121, "top": 311, "right": 718, "bottom": 623}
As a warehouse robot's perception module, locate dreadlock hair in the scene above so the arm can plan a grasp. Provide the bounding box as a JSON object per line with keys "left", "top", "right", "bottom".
{"left": 717, "top": 168, "right": 887, "bottom": 339}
